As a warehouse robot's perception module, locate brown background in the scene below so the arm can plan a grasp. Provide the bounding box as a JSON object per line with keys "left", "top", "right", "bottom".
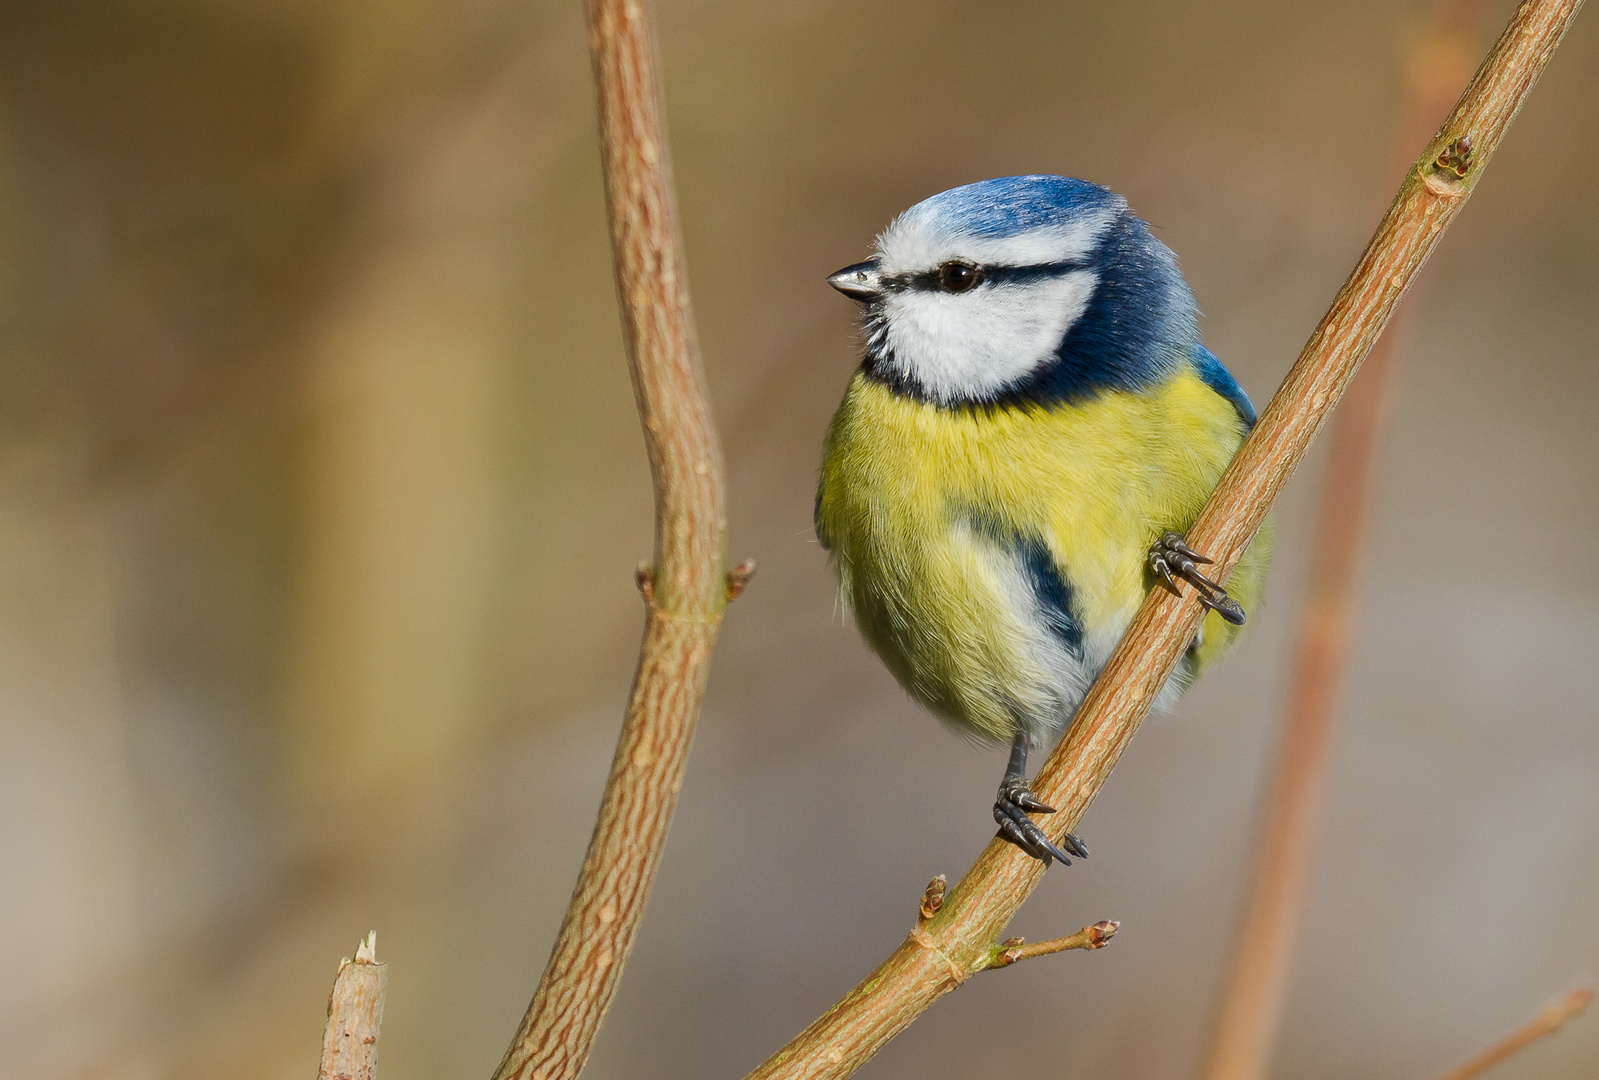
{"left": 0, "top": 1, "right": 1595, "bottom": 1078}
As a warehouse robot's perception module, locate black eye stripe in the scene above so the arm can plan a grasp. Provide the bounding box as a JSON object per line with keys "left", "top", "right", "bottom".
{"left": 881, "top": 259, "right": 1090, "bottom": 293}
{"left": 987, "top": 260, "right": 1093, "bottom": 285}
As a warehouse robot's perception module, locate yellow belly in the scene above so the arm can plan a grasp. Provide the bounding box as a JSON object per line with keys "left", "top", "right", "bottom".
{"left": 816, "top": 370, "right": 1269, "bottom": 740}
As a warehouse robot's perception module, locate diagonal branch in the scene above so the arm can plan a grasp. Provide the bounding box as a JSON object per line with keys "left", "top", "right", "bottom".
{"left": 1433, "top": 985, "right": 1593, "bottom": 1080}
{"left": 989, "top": 921, "right": 1120, "bottom": 968}
{"left": 492, "top": 2, "right": 731, "bottom": 1079}
{"left": 1199, "top": 4, "right": 1491, "bottom": 1078}
{"left": 744, "top": 2, "right": 1584, "bottom": 1077}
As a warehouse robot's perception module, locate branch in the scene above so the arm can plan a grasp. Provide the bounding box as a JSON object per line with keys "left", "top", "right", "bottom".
{"left": 1433, "top": 985, "right": 1593, "bottom": 1080}
{"left": 989, "top": 922, "right": 1119, "bottom": 968}
{"left": 743, "top": 2, "right": 1584, "bottom": 1077}
{"left": 318, "top": 932, "right": 386, "bottom": 1080}
{"left": 1199, "top": 4, "right": 1490, "bottom": 1078}
{"left": 492, "top": 2, "right": 731, "bottom": 1078}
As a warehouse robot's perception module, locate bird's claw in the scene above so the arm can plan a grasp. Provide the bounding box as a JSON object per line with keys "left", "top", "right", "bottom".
{"left": 1148, "top": 530, "right": 1246, "bottom": 625}
{"left": 994, "top": 775, "right": 1088, "bottom": 866}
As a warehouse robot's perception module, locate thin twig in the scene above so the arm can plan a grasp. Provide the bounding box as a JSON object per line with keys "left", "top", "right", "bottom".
{"left": 1198, "top": 5, "right": 1488, "bottom": 1079}
{"left": 317, "top": 932, "right": 386, "bottom": 1080}
{"left": 1432, "top": 986, "right": 1593, "bottom": 1080}
{"left": 743, "top": 3, "right": 1584, "bottom": 1077}
{"left": 491, "top": 2, "right": 731, "bottom": 1079}
{"left": 989, "top": 921, "right": 1119, "bottom": 968}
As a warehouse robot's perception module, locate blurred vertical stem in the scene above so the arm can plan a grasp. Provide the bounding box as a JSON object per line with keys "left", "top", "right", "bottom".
{"left": 743, "top": 2, "right": 1583, "bottom": 1077}
{"left": 1198, "top": 4, "right": 1488, "bottom": 1079}
{"left": 492, "top": 2, "right": 729, "bottom": 1079}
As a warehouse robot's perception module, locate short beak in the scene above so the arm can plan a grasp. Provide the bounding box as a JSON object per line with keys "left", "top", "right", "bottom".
{"left": 828, "top": 260, "right": 882, "bottom": 303}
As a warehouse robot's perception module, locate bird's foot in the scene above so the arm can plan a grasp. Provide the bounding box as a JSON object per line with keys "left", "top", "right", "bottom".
{"left": 1149, "top": 531, "right": 1246, "bottom": 626}
{"left": 994, "top": 775, "right": 1089, "bottom": 867}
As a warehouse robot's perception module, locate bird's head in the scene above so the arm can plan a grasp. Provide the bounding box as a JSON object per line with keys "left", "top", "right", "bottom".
{"left": 830, "top": 175, "right": 1197, "bottom": 407}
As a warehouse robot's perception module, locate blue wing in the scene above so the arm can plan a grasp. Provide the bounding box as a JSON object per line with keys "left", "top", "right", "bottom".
{"left": 1192, "top": 345, "right": 1256, "bottom": 428}
{"left": 964, "top": 510, "right": 1085, "bottom": 659}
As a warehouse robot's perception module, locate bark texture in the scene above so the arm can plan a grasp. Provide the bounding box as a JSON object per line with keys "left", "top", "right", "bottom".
{"left": 492, "top": 2, "right": 728, "bottom": 1078}
{"left": 318, "top": 933, "right": 386, "bottom": 1080}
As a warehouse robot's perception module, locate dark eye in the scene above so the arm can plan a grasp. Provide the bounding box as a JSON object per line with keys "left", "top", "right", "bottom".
{"left": 938, "top": 261, "right": 982, "bottom": 293}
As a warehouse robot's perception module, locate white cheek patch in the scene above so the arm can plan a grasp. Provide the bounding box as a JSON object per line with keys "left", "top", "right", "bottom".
{"left": 879, "top": 271, "right": 1099, "bottom": 403}
{"left": 876, "top": 211, "right": 1116, "bottom": 278}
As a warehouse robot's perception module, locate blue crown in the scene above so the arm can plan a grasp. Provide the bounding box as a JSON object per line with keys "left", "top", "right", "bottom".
{"left": 912, "top": 175, "right": 1124, "bottom": 239}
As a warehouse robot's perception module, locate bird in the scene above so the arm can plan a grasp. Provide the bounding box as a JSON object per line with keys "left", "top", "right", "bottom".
{"left": 815, "top": 175, "right": 1271, "bottom": 867}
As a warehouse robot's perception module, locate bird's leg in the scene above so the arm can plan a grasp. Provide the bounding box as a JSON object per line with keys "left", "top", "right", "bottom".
{"left": 993, "top": 730, "right": 1089, "bottom": 867}
{"left": 1149, "top": 530, "right": 1247, "bottom": 625}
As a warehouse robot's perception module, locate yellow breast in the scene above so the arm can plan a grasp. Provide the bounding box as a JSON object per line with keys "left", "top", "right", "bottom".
{"left": 816, "top": 369, "right": 1267, "bottom": 740}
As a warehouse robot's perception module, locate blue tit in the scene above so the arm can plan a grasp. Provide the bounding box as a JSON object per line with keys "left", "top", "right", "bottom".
{"left": 815, "top": 175, "right": 1270, "bottom": 866}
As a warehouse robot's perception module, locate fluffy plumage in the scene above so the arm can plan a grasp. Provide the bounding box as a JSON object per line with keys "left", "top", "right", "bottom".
{"left": 817, "top": 175, "right": 1269, "bottom": 744}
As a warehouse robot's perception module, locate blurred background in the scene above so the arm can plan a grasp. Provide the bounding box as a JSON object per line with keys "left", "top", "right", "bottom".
{"left": 0, "top": 1, "right": 1595, "bottom": 1078}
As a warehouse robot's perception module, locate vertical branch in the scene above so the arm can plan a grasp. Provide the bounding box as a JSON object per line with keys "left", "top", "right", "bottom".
{"left": 318, "top": 932, "right": 386, "bottom": 1080}
{"left": 493, "top": 2, "right": 729, "bottom": 1079}
{"left": 1199, "top": 5, "right": 1488, "bottom": 1079}
{"left": 743, "top": 2, "right": 1584, "bottom": 1077}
